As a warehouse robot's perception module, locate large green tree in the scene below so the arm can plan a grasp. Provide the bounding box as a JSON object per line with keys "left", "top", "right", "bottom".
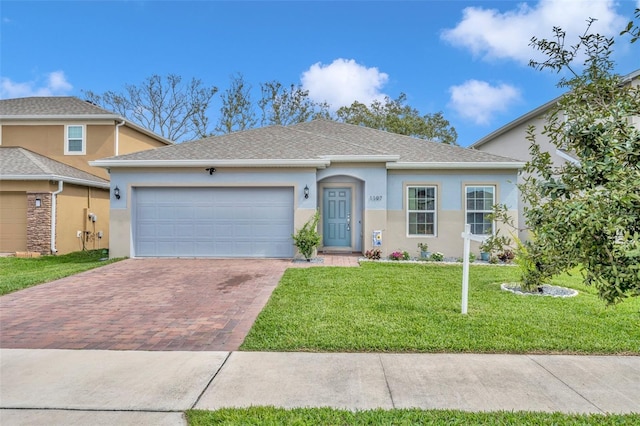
{"left": 520, "top": 17, "right": 640, "bottom": 304}
{"left": 335, "top": 93, "right": 458, "bottom": 145}
{"left": 84, "top": 74, "right": 218, "bottom": 142}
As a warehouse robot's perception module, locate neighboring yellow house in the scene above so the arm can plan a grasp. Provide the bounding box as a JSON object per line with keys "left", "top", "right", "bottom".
{"left": 0, "top": 97, "right": 171, "bottom": 255}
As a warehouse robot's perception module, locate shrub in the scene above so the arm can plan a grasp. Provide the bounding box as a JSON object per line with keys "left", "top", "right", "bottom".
{"left": 430, "top": 252, "right": 444, "bottom": 261}
{"left": 498, "top": 250, "right": 515, "bottom": 263}
{"left": 292, "top": 212, "right": 321, "bottom": 261}
{"left": 389, "top": 251, "right": 404, "bottom": 261}
{"left": 365, "top": 249, "right": 381, "bottom": 260}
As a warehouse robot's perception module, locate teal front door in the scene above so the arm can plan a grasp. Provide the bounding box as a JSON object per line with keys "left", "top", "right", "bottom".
{"left": 323, "top": 188, "right": 351, "bottom": 247}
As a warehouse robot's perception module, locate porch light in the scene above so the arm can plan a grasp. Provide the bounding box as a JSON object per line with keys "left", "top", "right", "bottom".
{"left": 113, "top": 185, "right": 121, "bottom": 200}
{"left": 304, "top": 185, "right": 310, "bottom": 199}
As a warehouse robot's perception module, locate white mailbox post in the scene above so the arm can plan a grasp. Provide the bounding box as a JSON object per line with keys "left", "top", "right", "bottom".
{"left": 460, "top": 224, "right": 488, "bottom": 315}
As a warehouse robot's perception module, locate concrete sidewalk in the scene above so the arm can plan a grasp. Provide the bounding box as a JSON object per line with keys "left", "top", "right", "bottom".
{"left": 1, "top": 350, "right": 639, "bottom": 425}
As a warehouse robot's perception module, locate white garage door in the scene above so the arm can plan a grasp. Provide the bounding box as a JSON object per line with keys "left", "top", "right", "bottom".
{"left": 134, "top": 187, "right": 294, "bottom": 258}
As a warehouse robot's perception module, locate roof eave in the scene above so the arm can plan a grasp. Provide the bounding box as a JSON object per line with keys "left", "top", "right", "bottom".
{"left": 0, "top": 114, "right": 120, "bottom": 121}
{"left": 0, "top": 175, "right": 110, "bottom": 189}
{"left": 89, "top": 159, "right": 332, "bottom": 169}
{"left": 387, "top": 162, "right": 525, "bottom": 170}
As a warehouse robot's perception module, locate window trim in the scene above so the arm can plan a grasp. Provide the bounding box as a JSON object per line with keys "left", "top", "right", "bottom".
{"left": 406, "top": 185, "right": 437, "bottom": 237}
{"left": 64, "top": 124, "right": 86, "bottom": 155}
{"left": 464, "top": 185, "right": 495, "bottom": 236}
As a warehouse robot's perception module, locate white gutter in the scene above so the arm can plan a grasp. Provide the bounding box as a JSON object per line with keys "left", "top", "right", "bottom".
{"left": 319, "top": 154, "right": 400, "bottom": 162}
{"left": 115, "top": 119, "right": 125, "bottom": 156}
{"left": 1, "top": 175, "right": 109, "bottom": 189}
{"left": 51, "top": 180, "right": 63, "bottom": 254}
{"left": 386, "top": 161, "right": 526, "bottom": 170}
{"left": 89, "top": 159, "right": 332, "bottom": 169}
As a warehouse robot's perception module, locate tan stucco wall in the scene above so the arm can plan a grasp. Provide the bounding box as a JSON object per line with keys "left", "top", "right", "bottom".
{"left": 55, "top": 185, "right": 110, "bottom": 254}
{"left": 0, "top": 181, "right": 109, "bottom": 254}
{"left": 0, "top": 181, "right": 57, "bottom": 192}
{"left": 362, "top": 210, "right": 387, "bottom": 254}
{"left": 118, "top": 125, "right": 169, "bottom": 154}
{"left": 1, "top": 124, "right": 114, "bottom": 179}
{"left": 0, "top": 192, "right": 27, "bottom": 252}
{"left": 1, "top": 122, "right": 167, "bottom": 180}
{"left": 0, "top": 181, "right": 59, "bottom": 253}
{"left": 385, "top": 208, "right": 518, "bottom": 259}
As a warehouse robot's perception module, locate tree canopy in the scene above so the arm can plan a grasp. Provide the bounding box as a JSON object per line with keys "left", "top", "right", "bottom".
{"left": 84, "top": 74, "right": 218, "bottom": 142}
{"left": 85, "top": 75, "right": 457, "bottom": 144}
{"left": 336, "top": 93, "right": 458, "bottom": 145}
{"left": 519, "top": 15, "right": 640, "bottom": 304}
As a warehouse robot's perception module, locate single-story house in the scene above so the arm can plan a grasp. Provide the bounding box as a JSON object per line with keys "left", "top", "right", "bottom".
{"left": 91, "top": 119, "right": 524, "bottom": 259}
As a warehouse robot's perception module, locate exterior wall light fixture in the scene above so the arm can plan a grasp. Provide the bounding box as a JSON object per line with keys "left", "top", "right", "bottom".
{"left": 113, "top": 185, "right": 121, "bottom": 200}
{"left": 304, "top": 185, "right": 310, "bottom": 199}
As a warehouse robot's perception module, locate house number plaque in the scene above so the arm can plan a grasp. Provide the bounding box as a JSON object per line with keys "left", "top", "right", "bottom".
{"left": 369, "top": 195, "right": 383, "bottom": 201}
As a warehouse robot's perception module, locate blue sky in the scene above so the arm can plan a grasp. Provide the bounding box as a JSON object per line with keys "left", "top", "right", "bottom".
{"left": 1, "top": 0, "right": 639, "bottom": 146}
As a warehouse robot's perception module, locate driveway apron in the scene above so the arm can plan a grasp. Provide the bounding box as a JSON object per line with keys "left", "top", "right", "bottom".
{"left": 0, "top": 258, "right": 290, "bottom": 351}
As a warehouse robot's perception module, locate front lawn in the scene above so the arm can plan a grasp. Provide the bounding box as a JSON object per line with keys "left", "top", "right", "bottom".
{"left": 241, "top": 263, "right": 640, "bottom": 354}
{"left": 0, "top": 249, "right": 122, "bottom": 295}
{"left": 187, "top": 407, "right": 640, "bottom": 425}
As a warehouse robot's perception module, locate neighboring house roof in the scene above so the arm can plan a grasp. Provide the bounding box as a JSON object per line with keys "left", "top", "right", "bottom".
{"left": 0, "top": 147, "right": 110, "bottom": 189}
{"left": 470, "top": 68, "right": 640, "bottom": 149}
{"left": 0, "top": 96, "right": 173, "bottom": 145}
{"left": 91, "top": 119, "right": 523, "bottom": 170}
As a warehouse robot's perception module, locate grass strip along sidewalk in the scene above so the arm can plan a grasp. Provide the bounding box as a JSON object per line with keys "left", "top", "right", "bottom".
{"left": 241, "top": 262, "right": 639, "bottom": 354}
{"left": 187, "top": 407, "right": 640, "bottom": 425}
{"left": 0, "top": 249, "right": 122, "bottom": 296}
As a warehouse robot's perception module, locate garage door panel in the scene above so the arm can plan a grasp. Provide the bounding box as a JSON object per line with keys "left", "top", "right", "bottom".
{"left": 134, "top": 187, "right": 294, "bottom": 257}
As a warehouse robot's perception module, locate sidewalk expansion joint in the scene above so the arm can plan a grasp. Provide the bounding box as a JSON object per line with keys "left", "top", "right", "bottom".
{"left": 378, "top": 354, "right": 396, "bottom": 408}
{"left": 190, "top": 351, "right": 232, "bottom": 409}
{"left": 526, "top": 355, "right": 605, "bottom": 414}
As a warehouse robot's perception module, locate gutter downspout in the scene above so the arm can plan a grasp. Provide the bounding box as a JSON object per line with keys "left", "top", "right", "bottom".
{"left": 115, "top": 119, "right": 125, "bottom": 156}
{"left": 51, "top": 180, "right": 64, "bottom": 254}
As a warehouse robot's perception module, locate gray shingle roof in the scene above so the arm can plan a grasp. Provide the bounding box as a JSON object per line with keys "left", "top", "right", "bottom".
{"left": 0, "top": 147, "right": 109, "bottom": 188}
{"left": 99, "top": 119, "right": 521, "bottom": 165}
{"left": 0, "top": 97, "right": 117, "bottom": 117}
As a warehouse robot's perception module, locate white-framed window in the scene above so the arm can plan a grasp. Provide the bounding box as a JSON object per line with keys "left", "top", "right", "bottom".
{"left": 465, "top": 185, "right": 495, "bottom": 235}
{"left": 65, "top": 125, "right": 85, "bottom": 155}
{"left": 407, "top": 186, "right": 436, "bottom": 236}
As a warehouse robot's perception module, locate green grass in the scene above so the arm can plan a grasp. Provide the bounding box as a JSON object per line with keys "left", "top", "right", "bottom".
{"left": 241, "top": 263, "right": 640, "bottom": 354}
{"left": 0, "top": 249, "right": 123, "bottom": 295}
{"left": 187, "top": 407, "right": 640, "bottom": 425}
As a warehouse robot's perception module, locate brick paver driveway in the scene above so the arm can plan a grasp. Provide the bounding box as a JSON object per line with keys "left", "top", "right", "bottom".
{"left": 0, "top": 258, "right": 292, "bottom": 351}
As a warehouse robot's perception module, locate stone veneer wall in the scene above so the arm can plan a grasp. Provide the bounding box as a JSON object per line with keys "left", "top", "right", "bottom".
{"left": 26, "top": 193, "right": 52, "bottom": 254}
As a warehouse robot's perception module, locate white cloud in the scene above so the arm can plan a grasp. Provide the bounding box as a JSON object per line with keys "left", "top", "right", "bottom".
{"left": 441, "top": 0, "right": 627, "bottom": 63}
{"left": 301, "top": 58, "right": 389, "bottom": 109}
{"left": 0, "top": 71, "right": 73, "bottom": 99}
{"left": 448, "top": 80, "right": 521, "bottom": 125}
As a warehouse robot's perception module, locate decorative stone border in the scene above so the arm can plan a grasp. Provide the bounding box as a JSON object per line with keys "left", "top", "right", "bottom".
{"left": 501, "top": 283, "right": 578, "bottom": 298}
